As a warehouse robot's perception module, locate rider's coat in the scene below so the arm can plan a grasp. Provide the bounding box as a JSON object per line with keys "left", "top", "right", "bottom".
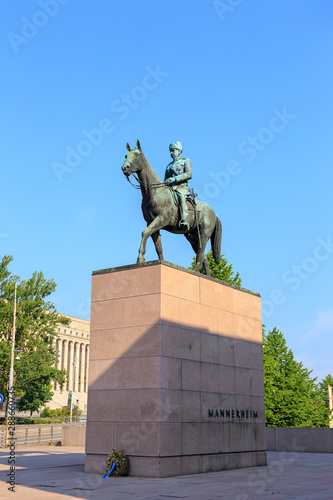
{"left": 164, "top": 157, "right": 192, "bottom": 196}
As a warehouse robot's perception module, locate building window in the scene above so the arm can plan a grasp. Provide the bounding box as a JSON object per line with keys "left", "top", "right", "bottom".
{"left": 70, "top": 331, "right": 72, "bottom": 334}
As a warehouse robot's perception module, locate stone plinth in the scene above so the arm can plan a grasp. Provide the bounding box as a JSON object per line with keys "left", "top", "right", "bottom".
{"left": 85, "top": 261, "right": 267, "bottom": 477}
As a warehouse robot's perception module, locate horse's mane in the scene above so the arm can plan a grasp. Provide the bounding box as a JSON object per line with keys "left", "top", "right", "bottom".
{"left": 139, "top": 150, "right": 162, "bottom": 184}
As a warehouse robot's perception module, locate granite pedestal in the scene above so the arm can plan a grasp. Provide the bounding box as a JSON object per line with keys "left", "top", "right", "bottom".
{"left": 85, "top": 261, "right": 267, "bottom": 477}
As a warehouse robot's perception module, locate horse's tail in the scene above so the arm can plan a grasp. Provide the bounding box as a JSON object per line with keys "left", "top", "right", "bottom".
{"left": 211, "top": 216, "right": 222, "bottom": 264}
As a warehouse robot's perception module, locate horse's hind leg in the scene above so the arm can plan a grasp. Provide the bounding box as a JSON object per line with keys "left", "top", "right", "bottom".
{"left": 151, "top": 230, "right": 164, "bottom": 261}
{"left": 202, "top": 254, "right": 210, "bottom": 276}
{"left": 185, "top": 234, "right": 210, "bottom": 276}
{"left": 194, "top": 238, "right": 209, "bottom": 275}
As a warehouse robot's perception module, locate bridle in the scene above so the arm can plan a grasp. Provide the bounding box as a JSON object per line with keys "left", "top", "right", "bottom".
{"left": 123, "top": 159, "right": 166, "bottom": 190}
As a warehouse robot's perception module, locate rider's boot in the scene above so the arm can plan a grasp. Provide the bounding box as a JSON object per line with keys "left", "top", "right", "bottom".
{"left": 179, "top": 194, "right": 189, "bottom": 230}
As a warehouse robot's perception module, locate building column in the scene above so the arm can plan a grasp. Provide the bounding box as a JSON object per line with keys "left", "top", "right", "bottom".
{"left": 79, "top": 343, "right": 85, "bottom": 392}
{"left": 62, "top": 340, "right": 68, "bottom": 377}
{"left": 73, "top": 342, "right": 79, "bottom": 393}
{"left": 67, "top": 341, "right": 73, "bottom": 393}
{"left": 55, "top": 338, "right": 62, "bottom": 390}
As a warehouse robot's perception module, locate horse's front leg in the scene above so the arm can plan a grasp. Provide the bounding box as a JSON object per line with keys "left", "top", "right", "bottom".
{"left": 137, "top": 217, "right": 165, "bottom": 264}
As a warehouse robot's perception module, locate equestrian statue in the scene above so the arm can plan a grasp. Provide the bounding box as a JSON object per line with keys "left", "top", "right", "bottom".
{"left": 121, "top": 139, "right": 222, "bottom": 276}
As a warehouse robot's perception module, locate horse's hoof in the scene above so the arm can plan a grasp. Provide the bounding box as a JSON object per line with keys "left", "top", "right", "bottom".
{"left": 137, "top": 257, "right": 145, "bottom": 265}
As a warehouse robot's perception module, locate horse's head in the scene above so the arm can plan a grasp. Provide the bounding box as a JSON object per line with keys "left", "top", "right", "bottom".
{"left": 121, "top": 139, "right": 144, "bottom": 177}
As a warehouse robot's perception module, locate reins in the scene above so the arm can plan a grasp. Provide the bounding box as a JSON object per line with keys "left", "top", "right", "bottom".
{"left": 126, "top": 172, "right": 166, "bottom": 189}
{"left": 125, "top": 173, "right": 141, "bottom": 189}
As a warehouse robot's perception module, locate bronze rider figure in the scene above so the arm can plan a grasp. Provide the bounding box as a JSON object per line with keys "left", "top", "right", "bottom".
{"left": 164, "top": 141, "right": 192, "bottom": 230}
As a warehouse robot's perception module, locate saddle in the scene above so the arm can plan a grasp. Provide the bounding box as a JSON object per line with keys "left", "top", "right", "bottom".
{"left": 168, "top": 188, "right": 200, "bottom": 229}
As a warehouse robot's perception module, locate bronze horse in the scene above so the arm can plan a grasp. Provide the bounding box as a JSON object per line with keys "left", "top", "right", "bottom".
{"left": 121, "top": 140, "right": 222, "bottom": 276}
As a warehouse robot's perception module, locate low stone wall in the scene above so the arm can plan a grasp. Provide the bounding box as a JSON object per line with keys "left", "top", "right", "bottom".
{"left": 62, "top": 424, "right": 86, "bottom": 446}
{"left": 62, "top": 426, "right": 333, "bottom": 452}
{"left": 266, "top": 427, "right": 333, "bottom": 453}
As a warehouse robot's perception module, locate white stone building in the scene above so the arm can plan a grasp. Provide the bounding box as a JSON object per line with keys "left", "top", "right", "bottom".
{"left": 48, "top": 314, "right": 90, "bottom": 412}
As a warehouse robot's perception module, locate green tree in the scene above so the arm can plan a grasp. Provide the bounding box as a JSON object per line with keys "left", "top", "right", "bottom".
{"left": 0, "top": 255, "right": 69, "bottom": 413}
{"left": 318, "top": 374, "right": 333, "bottom": 403}
{"left": 18, "top": 379, "right": 55, "bottom": 416}
{"left": 318, "top": 374, "right": 333, "bottom": 425}
{"left": 189, "top": 249, "right": 242, "bottom": 286}
{"left": 263, "top": 326, "right": 328, "bottom": 427}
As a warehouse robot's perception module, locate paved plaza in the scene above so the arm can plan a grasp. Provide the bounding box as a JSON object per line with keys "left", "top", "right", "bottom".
{"left": 1, "top": 445, "right": 333, "bottom": 499}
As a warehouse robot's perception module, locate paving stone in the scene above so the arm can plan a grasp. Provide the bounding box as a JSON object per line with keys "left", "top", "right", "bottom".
{"left": 1, "top": 446, "right": 333, "bottom": 499}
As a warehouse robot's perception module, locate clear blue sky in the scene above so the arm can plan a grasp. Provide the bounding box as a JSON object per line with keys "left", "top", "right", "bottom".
{"left": 1, "top": 1, "right": 332, "bottom": 381}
